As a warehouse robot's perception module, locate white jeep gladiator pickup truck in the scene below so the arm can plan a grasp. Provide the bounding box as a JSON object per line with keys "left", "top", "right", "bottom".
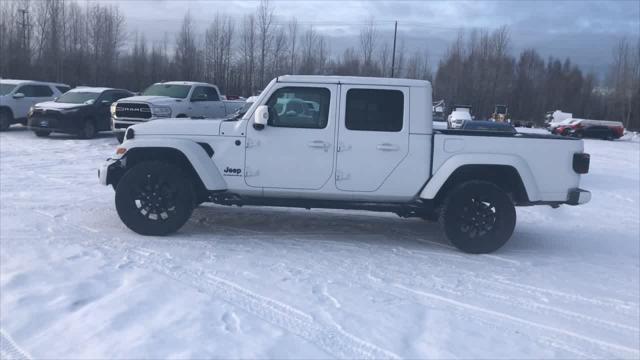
{"left": 99, "top": 75, "right": 591, "bottom": 253}
{"left": 111, "top": 81, "right": 244, "bottom": 142}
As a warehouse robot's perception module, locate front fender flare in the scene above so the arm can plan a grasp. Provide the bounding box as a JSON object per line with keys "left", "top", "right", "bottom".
{"left": 118, "top": 138, "right": 227, "bottom": 191}
{"left": 420, "top": 153, "right": 540, "bottom": 201}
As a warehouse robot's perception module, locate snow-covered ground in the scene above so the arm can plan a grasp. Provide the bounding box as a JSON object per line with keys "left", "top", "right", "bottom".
{"left": 1, "top": 127, "right": 638, "bottom": 359}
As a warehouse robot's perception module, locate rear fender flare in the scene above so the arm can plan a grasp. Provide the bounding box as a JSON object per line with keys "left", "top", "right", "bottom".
{"left": 420, "top": 153, "right": 540, "bottom": 201}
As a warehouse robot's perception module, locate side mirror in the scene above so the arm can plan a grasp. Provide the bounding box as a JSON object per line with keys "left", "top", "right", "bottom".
{"left": 13, "top": 93, "right": 25, "bottom": 99}
{"left": 253, "top": 105, "right": 269, "bottom": 130}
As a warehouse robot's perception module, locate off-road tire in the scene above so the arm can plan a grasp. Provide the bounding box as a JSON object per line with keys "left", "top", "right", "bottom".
{"left": 34, "top": 130, "right": 51, "bottom": 137}
{"left": 115, "top": 161, "right": 195, "bottom": 236}
{"left": 440, "top": 181, "right": 516, "bottom": 254}
{"left": 0, "top": 110, "right": 11, "bottom": 131}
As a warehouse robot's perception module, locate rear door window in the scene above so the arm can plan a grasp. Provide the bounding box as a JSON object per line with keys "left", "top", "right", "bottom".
{"left": 32, "top": 85, "right": 54, "bottom": 97}
{"left": 345, "top": 89, "right": 404, "bottom": 132}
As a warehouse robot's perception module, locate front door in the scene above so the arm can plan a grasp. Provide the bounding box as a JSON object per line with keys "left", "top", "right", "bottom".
{"left": 244, "top": 84, "right": 337, "bottom": 190}
{"left": 336, "top": 86, "right": 409, "bottom": 192}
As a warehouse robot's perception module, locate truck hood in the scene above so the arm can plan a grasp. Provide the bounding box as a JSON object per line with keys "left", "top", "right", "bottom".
{"left": 118, "top": 95, "right": 185, "bottom": 106}
{"left": 130, "top": 118, "right": 222, "bottom": 136}
{"left": 33, "top": 101, "right": 85, "bottom": 110}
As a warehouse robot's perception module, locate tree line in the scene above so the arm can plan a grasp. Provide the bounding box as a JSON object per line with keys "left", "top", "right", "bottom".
{"left": 1, "top": 0, "right": 638, "bottom": 129}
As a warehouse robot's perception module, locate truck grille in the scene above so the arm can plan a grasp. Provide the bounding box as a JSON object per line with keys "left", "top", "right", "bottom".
{"left": 115, "top": 103, "right": 151, "bottom": 119}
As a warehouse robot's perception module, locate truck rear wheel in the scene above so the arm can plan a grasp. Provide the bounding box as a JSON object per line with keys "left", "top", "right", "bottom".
{"left": 440, "top": 181, "right": 516, "bottom": 254}
{"left": 115, "top": 161, "right": 195, "bottom": 236}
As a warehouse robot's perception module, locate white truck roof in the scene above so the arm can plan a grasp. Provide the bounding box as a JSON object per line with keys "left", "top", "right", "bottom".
{"left": 160, "top": 81, "right": 217, "bottom": 87}
{"left": 70, "top": 87, "right": 114, "bottom": 93}
{"left": 277, "top": 75, "right": 430, "bottom": 88}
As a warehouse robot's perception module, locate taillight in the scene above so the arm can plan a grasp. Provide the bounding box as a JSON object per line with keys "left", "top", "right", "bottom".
{"left": 614, "top": 126, "right": 624, "bottom": 137}
{"left": 573, "top": 153, "right": 590, "bottom": 174}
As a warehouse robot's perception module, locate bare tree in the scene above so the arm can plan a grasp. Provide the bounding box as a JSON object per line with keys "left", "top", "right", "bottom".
{"left": 359, "top": 18, "right": 377, "bottom": 75}
{"left": 270, "top": 26, "right": 288, "bottom": 79}
{"left": 174, "top": 11, "right": 198, "bottom": 81}
{"left": 378, "top": 42, "right": 390, "bottom": 77}
{"left": 609, "top": 38, "right": 639, "bottom": 128}
{"left": 288, "top": 18, "right": 298, "bottom": 74}
{"left": 240, "top": 14, "right": 256, "bottom": 94}
{"left": 257, "top": 0, "right": 274, "bottom": 87}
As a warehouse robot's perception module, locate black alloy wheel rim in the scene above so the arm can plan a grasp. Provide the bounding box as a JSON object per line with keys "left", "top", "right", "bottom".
{"left": 132, "top": 173, "right": 178, "bottom": 221}
{"left": 458, "top": 197, "right": 498, "bottom": 238}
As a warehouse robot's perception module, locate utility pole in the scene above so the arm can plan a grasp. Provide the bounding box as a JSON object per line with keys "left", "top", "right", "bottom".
{"left": 18, "top": 9, "right": 28, "bottom": 51}
{"left": 391, "top": 21, "right": 397, "bottom": 78}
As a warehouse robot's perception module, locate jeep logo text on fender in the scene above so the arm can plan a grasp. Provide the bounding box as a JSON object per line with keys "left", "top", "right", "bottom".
{"left": 223, "top": 167, "right": 242, "bottom": 176}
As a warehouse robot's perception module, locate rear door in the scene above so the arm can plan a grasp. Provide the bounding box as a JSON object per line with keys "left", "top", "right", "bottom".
{"left": 336, "top": 86, "right": 409, "bottom": 192}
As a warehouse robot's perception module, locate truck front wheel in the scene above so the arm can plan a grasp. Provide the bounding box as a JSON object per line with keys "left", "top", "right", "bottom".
{"left": 440, "top": 181, "right": 516, "bottom": 254}
{"left": 115, "top": 161, "right": 195, "bottom": 236}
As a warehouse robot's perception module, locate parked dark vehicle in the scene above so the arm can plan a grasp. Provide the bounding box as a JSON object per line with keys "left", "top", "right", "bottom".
{"left": 460, "top": 120, "right": 517, "bottom": 133}
{"left": 569, "top": 125, "right": 617, "bottom": 140}
{"left": 28, "top": 87, "right": 133, "bottom": 138}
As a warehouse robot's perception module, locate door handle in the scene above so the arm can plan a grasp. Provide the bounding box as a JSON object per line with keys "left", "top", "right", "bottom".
{"left": 308, "top": 140, "right": 331, "bottom": 151}
{"left": 376, "top": 143, "right": 399, "bottom": 151}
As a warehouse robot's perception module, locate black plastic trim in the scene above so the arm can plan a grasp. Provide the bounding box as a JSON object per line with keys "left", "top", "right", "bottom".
{"left": 197, "top": 142, "right": 214, "bottom": 157}
{"left": 573, "top": 153, "right": 590, "bottom": 174}
{"left": 436, "top": 129, "right": 578, "bottom": 140}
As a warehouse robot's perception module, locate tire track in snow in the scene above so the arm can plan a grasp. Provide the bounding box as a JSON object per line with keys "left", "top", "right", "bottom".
{"left": 37, "top": 212, "right": 400, "bottom": 360}
{"left": 394, "top": 284, "right": 640, "bottom": 358}
{"left": 0, "top": 329, "right": 31, "bottom": 360}
{"left": 239, "top": 235, "right": 639, "bottom": 357}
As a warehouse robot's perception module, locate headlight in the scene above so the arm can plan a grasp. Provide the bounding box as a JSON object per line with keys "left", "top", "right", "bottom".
{"left": 152, "top": 106, "right": 172, "bottom": 118}
{"left": 28, "top": 106, "right": 35, "bottom": 117}
{"left": 110, "top": 103, "right": 117, "bottom": 117}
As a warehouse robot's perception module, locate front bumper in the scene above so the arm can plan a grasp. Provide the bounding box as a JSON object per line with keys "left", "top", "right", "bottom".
{"left": 28, "top": 113, "right": 80, "bottom": 134}
{"left": 98, "top": 158, "right": 123, "bottom": 186}
{"left": 567, "top": 188, "right": 591, "bottom": 205}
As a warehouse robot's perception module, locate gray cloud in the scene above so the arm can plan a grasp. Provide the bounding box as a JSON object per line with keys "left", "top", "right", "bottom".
{"left": 106, "top": 0, "right": 639, "bottom": 77}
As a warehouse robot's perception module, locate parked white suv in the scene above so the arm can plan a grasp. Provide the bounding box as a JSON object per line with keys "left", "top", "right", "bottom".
{"left": 111, "top": 81, "right": 245, "bottom": 142}
{"left": 100, "top": 75, "right": 591, "bottom": 254}
{"left": 0, "top": 79, "right": 70, "bottom": 131}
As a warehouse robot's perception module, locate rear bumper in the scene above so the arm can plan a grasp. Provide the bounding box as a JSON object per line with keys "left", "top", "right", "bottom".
{"left": 567, "top": 188, "right": 591, "bottom": 205}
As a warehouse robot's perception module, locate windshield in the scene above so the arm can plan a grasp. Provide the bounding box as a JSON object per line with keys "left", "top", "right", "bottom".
{"left": 142, "top": 84, "right": 191, "bottom": 99}
{"left": 56, "top": 91, "right": 100, "bottom": 104}
{"left": 0, "top": 84, "right": 17, "bottom": 95}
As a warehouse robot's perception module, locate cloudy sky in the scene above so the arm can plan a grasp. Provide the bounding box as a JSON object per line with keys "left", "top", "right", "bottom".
{"left": 105, "top": 0, "right": 639, "bottom": 77}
